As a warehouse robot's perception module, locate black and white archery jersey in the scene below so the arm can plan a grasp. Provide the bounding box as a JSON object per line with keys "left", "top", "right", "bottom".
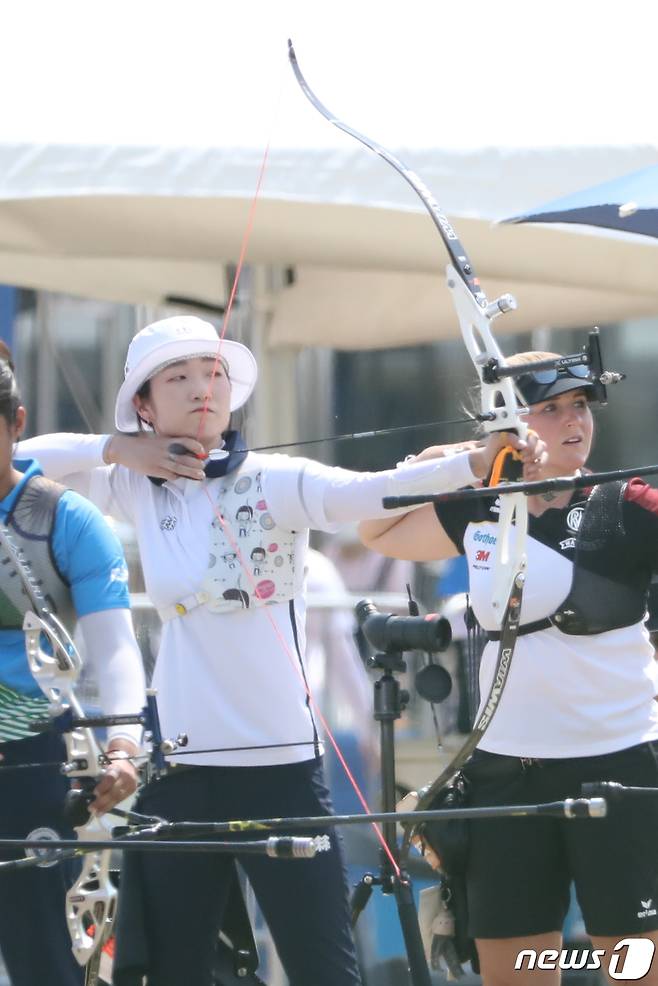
{"left": 436, "top": 479, "right": 658, "bottom": 758}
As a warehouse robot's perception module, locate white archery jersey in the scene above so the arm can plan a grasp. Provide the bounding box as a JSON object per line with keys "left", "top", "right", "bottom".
{"left": 84, "top": 453, "right": 332, "bottom": 767}
{"left": 18, "top": 437, "right": 477, "bottom": 768}
{"left": 437, "top": 483, "right": 658, "bottom": 759}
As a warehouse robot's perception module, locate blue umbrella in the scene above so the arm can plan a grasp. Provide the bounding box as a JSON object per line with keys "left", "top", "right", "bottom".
{"left": 505, "top": 162, "right": 658, "bottom": 238}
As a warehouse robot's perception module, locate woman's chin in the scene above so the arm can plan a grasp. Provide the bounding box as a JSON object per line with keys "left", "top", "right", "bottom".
{"left": 169, "top": 423, "right": 224, "bottom": 443}
{"left": 198, "top": 430, "right": 226, "bottom": 450}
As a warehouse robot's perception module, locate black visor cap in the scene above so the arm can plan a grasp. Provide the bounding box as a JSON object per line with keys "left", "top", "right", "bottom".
{"left": 515, "top": 366, "right": 595, "bottom": 406}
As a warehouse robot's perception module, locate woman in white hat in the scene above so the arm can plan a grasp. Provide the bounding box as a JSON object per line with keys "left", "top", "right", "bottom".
{"left": 20, "top": 316, "right": 541, "bottom": 986}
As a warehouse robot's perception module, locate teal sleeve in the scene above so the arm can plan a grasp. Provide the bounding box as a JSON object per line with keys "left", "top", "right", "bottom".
{"left": 51, "top": 491, "right": 130, "bottom": 616}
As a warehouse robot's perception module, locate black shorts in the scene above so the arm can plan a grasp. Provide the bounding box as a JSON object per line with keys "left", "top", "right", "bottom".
{"left": 463, "top": 741, "right": 658, "bottom": 939}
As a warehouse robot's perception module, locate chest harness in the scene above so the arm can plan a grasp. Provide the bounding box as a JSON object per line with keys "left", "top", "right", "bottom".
{"left": 488, "top": 480, "right": 647, "bottom": 640}
{"left": 0, "top": 475, "right": 73, "bottom": 631}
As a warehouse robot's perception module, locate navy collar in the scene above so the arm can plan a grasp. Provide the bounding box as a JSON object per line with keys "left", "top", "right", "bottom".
{"left": 148, "top": 431, "right": 248, "bottom": 487}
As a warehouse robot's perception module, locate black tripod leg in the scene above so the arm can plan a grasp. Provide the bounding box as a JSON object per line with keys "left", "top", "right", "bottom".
{"left": 393, "top": 877, "right": 432, "bottom": 986}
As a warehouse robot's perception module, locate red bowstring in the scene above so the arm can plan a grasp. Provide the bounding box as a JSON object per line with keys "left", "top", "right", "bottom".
{"left": 188, "top": 96, "right": 401, "bottom": 877}
{"left": 201, "top": 496, "right": 399, "bottom": 872}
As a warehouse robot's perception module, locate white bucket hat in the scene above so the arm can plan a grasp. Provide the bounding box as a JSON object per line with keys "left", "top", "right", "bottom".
{"left": 114, "top": 316, "right": 258, "bottom": 432}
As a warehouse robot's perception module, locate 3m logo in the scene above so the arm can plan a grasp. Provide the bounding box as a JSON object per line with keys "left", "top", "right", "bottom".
{"left": 475, "top": 550, "right": 490, "bottom": 562}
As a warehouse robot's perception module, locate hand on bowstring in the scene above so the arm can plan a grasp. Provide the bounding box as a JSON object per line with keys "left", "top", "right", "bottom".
{"left": 104, "top": 433, "right": 207, "bottom": 482}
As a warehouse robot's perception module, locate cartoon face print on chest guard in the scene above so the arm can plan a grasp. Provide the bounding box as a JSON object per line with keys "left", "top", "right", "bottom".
{"left": 236, "top": 504, "right": 254, "bottom": 538}
{"left": 250, "top": 546, "right": 266, "bottom": 576}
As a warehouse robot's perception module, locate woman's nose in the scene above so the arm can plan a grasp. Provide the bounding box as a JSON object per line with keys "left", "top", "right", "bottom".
{"left": 189, "top": 375, "right": 208, "bottom": 399}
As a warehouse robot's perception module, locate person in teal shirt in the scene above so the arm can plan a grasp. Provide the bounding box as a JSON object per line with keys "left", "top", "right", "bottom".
{"left": 0, "top": 358, "right": 146, "bottom": 986}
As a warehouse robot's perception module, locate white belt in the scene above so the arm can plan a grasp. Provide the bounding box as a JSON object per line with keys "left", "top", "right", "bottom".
{"left": 158, "top": 591, "right": 210, "bottom": 623}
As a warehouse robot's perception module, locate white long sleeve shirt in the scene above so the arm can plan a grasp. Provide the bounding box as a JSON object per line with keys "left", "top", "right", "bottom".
{"left": 20, "top": 434, "right": 474, "bottom": 767}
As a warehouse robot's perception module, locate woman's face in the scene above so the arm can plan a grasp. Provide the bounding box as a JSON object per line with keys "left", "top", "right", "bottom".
{"left": 133, "top": 357, "right": 232, "bottom": 447}
{"left": 524, "top": 387, "right": 593, "bottom": 475}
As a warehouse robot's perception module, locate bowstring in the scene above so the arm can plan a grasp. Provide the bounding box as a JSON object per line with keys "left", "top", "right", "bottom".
{"left": 185, "top": 70, "right": 400, "bottom": 875}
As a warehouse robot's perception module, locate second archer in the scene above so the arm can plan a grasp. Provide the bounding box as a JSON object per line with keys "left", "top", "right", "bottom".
{"left": 359, "top": 351, "right": 658, "bottom": 986}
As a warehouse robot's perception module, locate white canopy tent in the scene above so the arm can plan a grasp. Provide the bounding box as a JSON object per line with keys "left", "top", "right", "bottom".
{"left": 1, "top": 142, "right": 658, "bottom": 350}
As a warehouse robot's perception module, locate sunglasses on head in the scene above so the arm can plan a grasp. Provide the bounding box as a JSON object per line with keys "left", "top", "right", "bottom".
{"left": 522, "top": 363, "right": 591, "bottom": 386}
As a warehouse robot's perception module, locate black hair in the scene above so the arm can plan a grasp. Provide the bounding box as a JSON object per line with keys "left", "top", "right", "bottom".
{"left": 0, "top": 359, "right": 21, "bottom": 426}
{"left": 0, "top": 341, "right": 14, "bottom": 371}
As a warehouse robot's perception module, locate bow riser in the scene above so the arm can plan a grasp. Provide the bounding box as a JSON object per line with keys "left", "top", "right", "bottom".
{"left": 66, "top": 829, "right": 117, "bottom": 967}
{"left": 23, "top": 609, "right": 115, "bottom": 967}
{"left": 447, "top": 266, "right": 528, "bottom": 615}
{"left": 24, "top": 611, "right": 104, "bottom": 779}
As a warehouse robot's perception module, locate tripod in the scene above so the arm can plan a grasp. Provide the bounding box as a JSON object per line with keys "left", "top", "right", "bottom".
{"left": 351, "top": 648, "right": 433, "bottom": 986}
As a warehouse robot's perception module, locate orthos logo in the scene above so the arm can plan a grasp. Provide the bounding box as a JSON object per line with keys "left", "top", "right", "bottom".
{"left": 515, "top": 939, "right": 655, "bottom": 978}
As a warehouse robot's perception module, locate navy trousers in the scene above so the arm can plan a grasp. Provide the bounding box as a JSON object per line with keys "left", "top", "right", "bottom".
{"left": 0, "top": 732, "right": 84, "bottom": 986}
{"left": 113, "top": 758, "right": 362, "bottom": 986}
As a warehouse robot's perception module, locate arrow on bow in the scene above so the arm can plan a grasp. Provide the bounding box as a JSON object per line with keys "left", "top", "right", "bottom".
{"left": 382, "top": 461, "right": 658, "bottom": 508}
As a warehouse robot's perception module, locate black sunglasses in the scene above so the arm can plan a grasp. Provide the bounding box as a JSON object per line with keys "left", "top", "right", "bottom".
{"left": 523, "top": 364, "right": 591, "bottom": 386}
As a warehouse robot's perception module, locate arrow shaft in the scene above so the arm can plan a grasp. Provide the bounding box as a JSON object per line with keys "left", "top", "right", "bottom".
{"left": 383, "top": 463, "right": 658, "bottom": 508}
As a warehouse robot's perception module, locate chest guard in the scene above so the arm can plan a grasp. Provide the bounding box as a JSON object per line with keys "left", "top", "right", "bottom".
{"left": 0, "top": 476, "right": 74, "bottom": 630}
{"left": 551, "top": 481, "right": 647, "bottom": 635}
{"left": 199, "top": 464, "right": 303, "bottom": 613}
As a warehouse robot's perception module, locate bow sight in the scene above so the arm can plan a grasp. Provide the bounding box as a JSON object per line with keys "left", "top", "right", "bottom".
{"left": 480, "top": 327, "right": 625, "bottom": 408}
